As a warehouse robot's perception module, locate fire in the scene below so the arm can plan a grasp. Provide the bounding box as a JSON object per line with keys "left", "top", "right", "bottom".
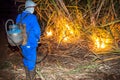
{"left": 91, "top": 28, "right": 113, "bottom": 53}
{"left": 45, "top": 15, "right": 113, "bottom": 53}
{"left": 66, "top": 24, "right": 70, "bottom": 30}
{"left": 63, "top": 36, "right": 69, "bottom": 42}
{"left": 46, "top": 30, "right": 52, "bottom": 37}
{"left": 95, "top": 37, "right": 106, "bottom": 49}
{"left": 44, "top": 14, "right": 80, "bottom": 44}
{"left": 101, "top": 42, "right": 105, "bottom": 48}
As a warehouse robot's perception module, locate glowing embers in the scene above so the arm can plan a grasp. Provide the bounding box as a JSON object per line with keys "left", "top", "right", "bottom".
{"left": 45, "top": 15, "right": 80, "bottom": 43}
{"left": 91, "top": 28, "right": 113, "bottom": 53}
{"left": 65, "top": 24, "right": 74, "bottom": 35}
{"left": 46, "top": 30, "right": 53, "bottom": 37}
{"left": 95, "top": 37, "right": 109, "bottom": 49}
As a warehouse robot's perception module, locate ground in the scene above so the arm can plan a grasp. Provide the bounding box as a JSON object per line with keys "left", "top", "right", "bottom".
{"left": 0, "top": 34, "right": 120, "bottom": 80}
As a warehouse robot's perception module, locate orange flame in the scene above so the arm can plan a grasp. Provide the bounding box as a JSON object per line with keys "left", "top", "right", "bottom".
{"left": 46, "top": 30, "right": 52, "bottom": 37}
{"left": 91, "top": 33, "right": 113, "bottom": 53}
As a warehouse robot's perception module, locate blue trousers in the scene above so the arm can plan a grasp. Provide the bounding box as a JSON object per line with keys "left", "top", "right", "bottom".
{"left": 21, "top": 46, "right": 37, "bottom": 71}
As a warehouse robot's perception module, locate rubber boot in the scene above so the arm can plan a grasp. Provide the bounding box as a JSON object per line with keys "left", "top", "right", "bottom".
{"left": 29, "top": 69, "right": 36, "bottom": 80}
{"left": 24, "top": 67, "right": 30, "bottom": 80}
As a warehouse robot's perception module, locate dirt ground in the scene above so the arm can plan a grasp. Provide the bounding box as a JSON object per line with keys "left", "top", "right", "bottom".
{"left": 0, "top": 44, "right": 120, "bottom": 80}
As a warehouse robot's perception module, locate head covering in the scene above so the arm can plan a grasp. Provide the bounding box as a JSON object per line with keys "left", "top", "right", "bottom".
{"left": 25, "top": 0, "right": 36, "bottom": 8}
{"left": 25, "top": 0, "right": 36, "bottom": 14}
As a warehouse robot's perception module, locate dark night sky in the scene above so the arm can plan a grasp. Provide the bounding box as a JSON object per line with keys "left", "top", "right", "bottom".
{"left": 0, "top": 0, "right": 18, "bottom": 21}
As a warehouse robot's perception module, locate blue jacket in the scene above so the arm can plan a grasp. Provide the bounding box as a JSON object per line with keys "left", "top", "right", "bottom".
{"left": 16, "top": 11, "right": 41, "bottom": 47}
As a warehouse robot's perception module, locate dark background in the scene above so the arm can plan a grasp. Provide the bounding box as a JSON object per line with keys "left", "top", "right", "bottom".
{"left": 0, "top": 0, "right": 23, "bottom": 58}
{"left": 0, "top": 0, "right": 17, "bottom": 23}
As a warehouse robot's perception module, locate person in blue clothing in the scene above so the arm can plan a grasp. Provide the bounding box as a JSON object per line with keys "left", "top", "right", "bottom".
{"left": 16, "top": 0, "right": 41, "bottom": 80}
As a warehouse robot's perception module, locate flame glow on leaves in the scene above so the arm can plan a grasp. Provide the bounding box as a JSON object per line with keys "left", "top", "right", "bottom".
{"left": 45, "top": 14, "right": 80, "bottom": 44}
{"left": 46, "top": 30, "right": 52, "bottom": 37}
{"left": 40, "top": 9, "right": 115, "bottom": 53}
{"left": 44, "top": 14, "right": 114, "bottom": 53}
{"left": 91, "top": 28, "right": 113, "bottom": 53}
